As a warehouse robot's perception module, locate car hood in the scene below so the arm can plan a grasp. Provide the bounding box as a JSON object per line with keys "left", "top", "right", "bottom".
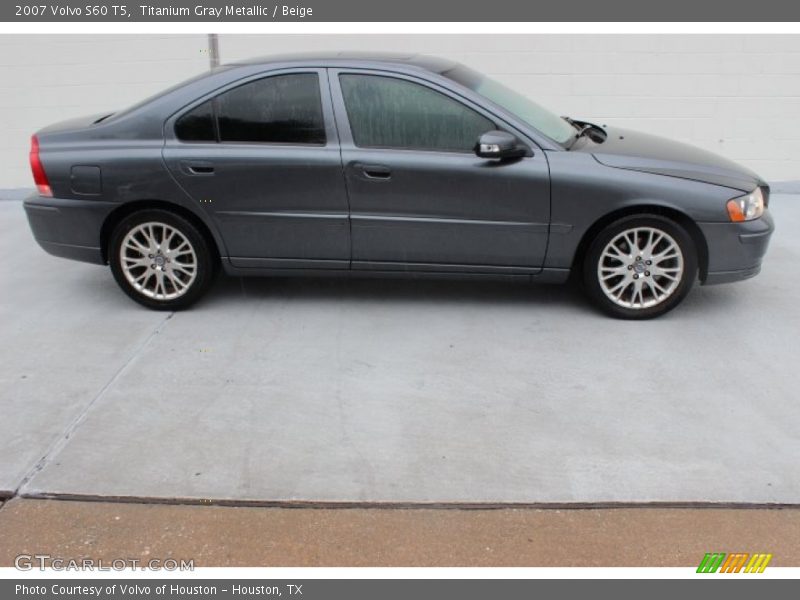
{"left": 576, "top": 126, "right": 763, "bottom": 192}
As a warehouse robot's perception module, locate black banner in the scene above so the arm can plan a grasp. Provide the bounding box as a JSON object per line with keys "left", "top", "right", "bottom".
{"left": 4, "top": 579, "right": 799, "bottom": 600}
{"left": 3, "top": 0, "right": 800, "bottom": 22}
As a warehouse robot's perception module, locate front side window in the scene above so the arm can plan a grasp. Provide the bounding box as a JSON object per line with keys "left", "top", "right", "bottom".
{"left": 176, "top": 73, "right": 326, "bottom": 145}
{"left": 339, "top": 74, "right": 495, "bottom": 153}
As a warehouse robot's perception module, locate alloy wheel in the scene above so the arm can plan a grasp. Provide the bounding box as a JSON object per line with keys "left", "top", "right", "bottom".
{"left": 119, "top": 221, "right": 198, "bottom": 300}
{"left": 597, "top": 226, "right": 684, "bottom": 310}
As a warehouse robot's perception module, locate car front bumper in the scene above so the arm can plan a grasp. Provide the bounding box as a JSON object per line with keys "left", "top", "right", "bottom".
{"left": 698, "top": 209, "right": 775, "bottom": 285}
{"left": 23, "top": 193, "right": 118, "bottom": 265}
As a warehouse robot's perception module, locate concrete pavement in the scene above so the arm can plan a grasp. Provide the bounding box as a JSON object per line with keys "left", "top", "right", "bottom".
{"left": 1, "top": 194, "right": 798, "bottom": 504}
{"left": 0, "top": 200, "right": 168, "bottom": 497}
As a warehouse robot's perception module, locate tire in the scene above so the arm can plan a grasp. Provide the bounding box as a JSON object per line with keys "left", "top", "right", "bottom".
{"left": 109, "top": 209, "right": 216, "bottom": 310}
{"left": 583, "top": 214, "right": 698, "bottom": 320}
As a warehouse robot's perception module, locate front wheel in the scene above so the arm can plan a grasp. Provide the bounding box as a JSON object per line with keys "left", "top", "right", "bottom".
{"left": 583, "top": 215, "right": 698, "bottom": 319}
{"left": 109, "top": 209, "right": 215, "bottom": 310}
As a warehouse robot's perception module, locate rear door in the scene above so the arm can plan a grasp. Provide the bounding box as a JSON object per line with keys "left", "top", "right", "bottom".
{"left": 163, "top": 68, "right": 350, "bottom": 270}
{"left": 329, "top": 69, "right": 551, "bottom": 273}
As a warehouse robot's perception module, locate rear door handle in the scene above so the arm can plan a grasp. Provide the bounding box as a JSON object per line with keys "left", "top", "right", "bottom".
{"left": 181, "top": 160, "right": 215, "bottom": 176}
{"left": 359, "top": 164, "right": 391, "bottom": 180}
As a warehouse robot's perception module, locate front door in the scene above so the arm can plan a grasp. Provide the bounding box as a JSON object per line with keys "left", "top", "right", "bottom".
{"left": 163, "top": 69, "right": 350, "bottom": 270}
{"left": 330, "top": 70, "right": 550, "bottom": 273}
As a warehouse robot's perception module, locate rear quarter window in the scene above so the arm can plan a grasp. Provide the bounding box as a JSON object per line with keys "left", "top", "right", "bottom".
{"left": 175, "top": 101, "right": 215, "bottom": 142}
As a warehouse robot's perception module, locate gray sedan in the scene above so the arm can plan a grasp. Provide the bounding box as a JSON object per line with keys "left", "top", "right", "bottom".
{"left": 24, "top": 52, "right": 774, "bottom": 318}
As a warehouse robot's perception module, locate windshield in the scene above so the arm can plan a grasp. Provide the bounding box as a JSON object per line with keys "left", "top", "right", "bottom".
{"left": 442, "top": 65, "right": 576, "bottom": 145}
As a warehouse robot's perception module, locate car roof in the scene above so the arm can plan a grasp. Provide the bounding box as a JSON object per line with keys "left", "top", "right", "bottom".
{"left": 226, "top": 52, "right": 458, "bottom": 74}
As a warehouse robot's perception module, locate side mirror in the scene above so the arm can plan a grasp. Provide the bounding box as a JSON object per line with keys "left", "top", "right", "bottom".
{"left": 475, "top": 130, "right": 527, "bottom": 160}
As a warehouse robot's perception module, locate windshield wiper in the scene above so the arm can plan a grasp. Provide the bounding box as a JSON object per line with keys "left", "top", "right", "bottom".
{"left": 563, "top": 116, "right": 607, "bottom": 146}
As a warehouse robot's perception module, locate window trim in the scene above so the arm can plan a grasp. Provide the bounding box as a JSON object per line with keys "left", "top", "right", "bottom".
{"left": 169, "top": 69, "right": 332, "bottom": 148}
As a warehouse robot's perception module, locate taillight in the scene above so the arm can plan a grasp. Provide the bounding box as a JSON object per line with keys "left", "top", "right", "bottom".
{"left": 29, "top": 135, "right": 52, "bottom": 197}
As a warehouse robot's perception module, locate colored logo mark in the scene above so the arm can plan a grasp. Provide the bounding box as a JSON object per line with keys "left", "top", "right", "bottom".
{"left": 697, "top": 552, "right": 772, "bottom": 573}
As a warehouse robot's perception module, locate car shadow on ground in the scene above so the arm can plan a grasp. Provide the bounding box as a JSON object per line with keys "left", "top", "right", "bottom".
{"left": 200, "top": 272, "right": 749, "bottom": 319}
{"left": 62, "top": 262, "right": 750, "bottom": 319}
{"left": 200, "top": 272, "right": 589, "bottom": 311}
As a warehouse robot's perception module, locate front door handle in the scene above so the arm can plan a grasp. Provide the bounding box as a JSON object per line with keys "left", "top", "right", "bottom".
{"left": 359, "top": 164, "right": 392, "bottom": 180}
{"left": 181, "top": 160, "right": 215, "bottom": 176}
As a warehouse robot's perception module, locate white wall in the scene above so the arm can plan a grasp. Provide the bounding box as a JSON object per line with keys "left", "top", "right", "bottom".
{"left": 1, "top": 34, "right": 799, "bottom": 188}
{"left": 0, "top": 34, "right": 209, "bottom": 188}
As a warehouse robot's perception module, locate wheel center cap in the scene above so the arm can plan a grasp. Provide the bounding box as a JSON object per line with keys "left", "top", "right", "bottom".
{"left": 633, "top": 261, "right": 646, "bottom": 274}
{"left": 154, "top": 255, "right": 166, "bottom": 267}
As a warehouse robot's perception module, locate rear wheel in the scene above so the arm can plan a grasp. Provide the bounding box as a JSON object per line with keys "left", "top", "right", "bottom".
{"left": 583, "top": 215, "right": 697, "bottom": 319}
{"left": 109, "top": 209, "right": 215, "bottom": 310}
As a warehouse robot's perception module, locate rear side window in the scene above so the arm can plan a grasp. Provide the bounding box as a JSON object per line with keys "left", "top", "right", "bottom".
{"left": 339, "top": 74, "right": 494, "bottom": 153}
{"left": 175, "top": 101, "right": 215, "bottom": 142}
{"left": 216, "top": 73, "right": 326, "bottom": 144}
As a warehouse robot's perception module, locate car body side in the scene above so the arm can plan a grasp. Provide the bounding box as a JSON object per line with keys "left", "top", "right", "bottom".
{"left": 23, "top": 57, "right": 774, "bottom": 286}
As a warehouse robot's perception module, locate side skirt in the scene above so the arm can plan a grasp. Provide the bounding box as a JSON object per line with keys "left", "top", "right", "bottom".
{"left": 221, "top": 258, "right": 570, "bottom": 284}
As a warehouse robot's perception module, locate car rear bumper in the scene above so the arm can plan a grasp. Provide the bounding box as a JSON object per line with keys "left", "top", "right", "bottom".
{"left": 698, "top": 210, "right": 774, "bottom": 285}
{"left": 23, "top": 193, "right": 117, "bottom": 265}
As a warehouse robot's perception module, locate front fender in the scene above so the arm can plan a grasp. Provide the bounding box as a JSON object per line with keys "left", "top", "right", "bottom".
{"left": 544, "top": 151, "right": 740, "bottom": 270}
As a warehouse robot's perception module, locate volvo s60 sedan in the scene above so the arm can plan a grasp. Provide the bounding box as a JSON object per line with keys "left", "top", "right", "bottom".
{"left": 23, "top": 53, "right": 774, "bottom": 318}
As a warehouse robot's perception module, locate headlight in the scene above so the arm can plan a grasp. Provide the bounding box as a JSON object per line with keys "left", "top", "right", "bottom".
{"left": 727, "top": 188, "right": 765, "bottom": 222}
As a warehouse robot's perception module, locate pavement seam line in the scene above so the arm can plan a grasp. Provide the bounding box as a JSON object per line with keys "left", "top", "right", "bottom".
{"left": 16, "top": 493, "right": 800, "bottom": 511}
{"left": 13, "top": 312, "right": 176, "bottom": 497}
